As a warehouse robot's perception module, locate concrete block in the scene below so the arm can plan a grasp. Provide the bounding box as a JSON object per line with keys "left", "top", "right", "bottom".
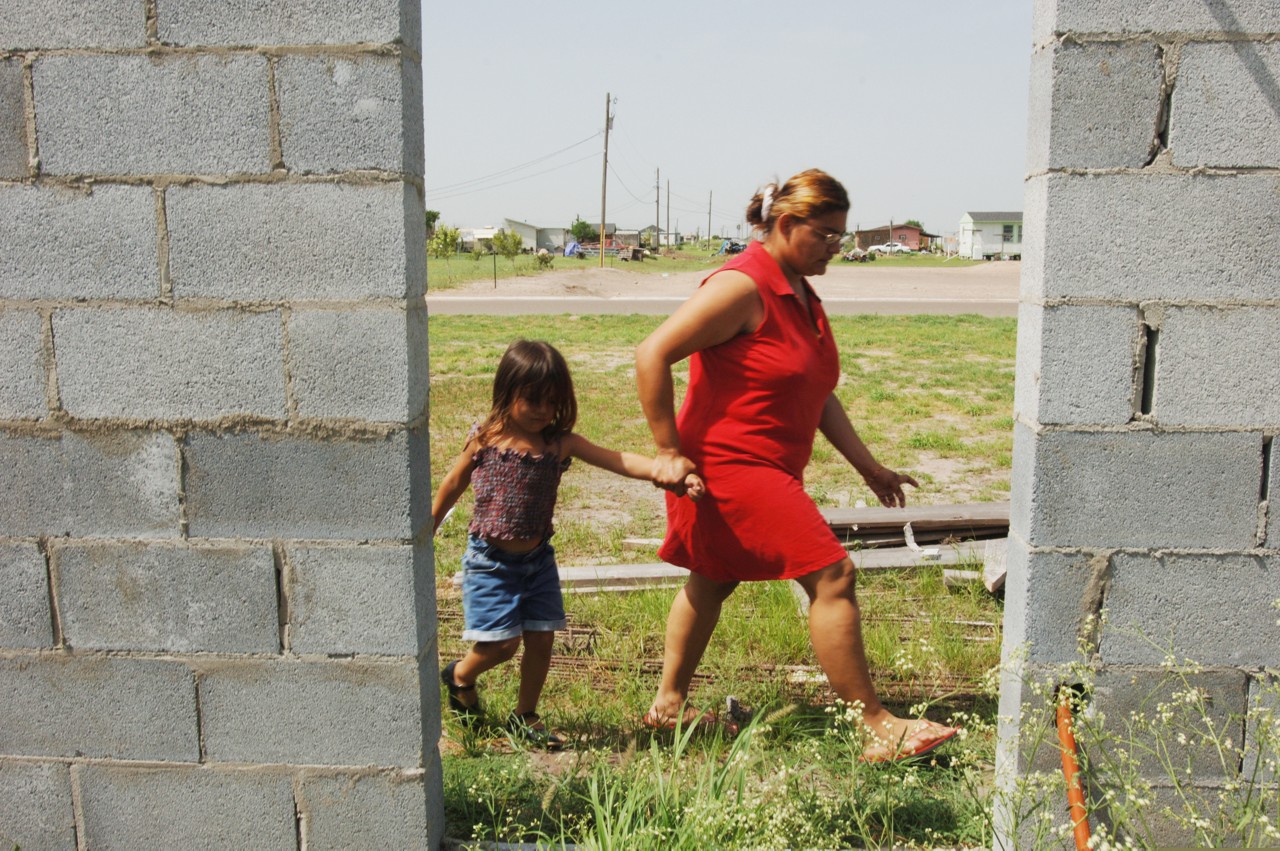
{"left": 277, "top": 54, "right": 422, "bottom": 174}
{"left": 1269, "top": 447, "right": 1280, "bottom": 548}
{"left": 299, "top": 770, "right": 435, "bottom": 850}
{"left": 184, "top": 430, "right": 426, "bottom": 540}
{"left": 167, "top": 182, "right": 422, "bottom": 300}
{"left": 288, "top": 307, "right": 427, "bottom": 422}
{"left": 0, "top": 310, "right": 47, "bottom": 419}
{"left": 288, "top": 544, "right": 435, "bottom": 656}
{"left": 0, "top": 542, "right": 52, "bottom": 648}
{"left": 33, "top": 54, "right": 270, "bottom": 175}
{"left": 1001, "top": 542, "right": 1102, "bottom": 666}
{"left": 0, "top": 656, "right": 198, "bottom": 760}
{"left": 0, "top": 761, "right": 75, "bottom": 851}
{"left": 1013, "top": 425, "right": 1261, "bottom": 549}
{"left": 55, "top": 307, "right": 286, "bottom": 421}
{"left": 54, "top": 541, "right": 278, "bottom": 653}
{"left": 0, "top": 1, "right": 146, "bottom": 50}
{"left": 1244, "top": 673, "right": 1278, "bottom": 785}
{"left": 1014, "top": 303, "right": 1141, "bottom": 426}
{"left": 1172, "top": 42, "right": 1280, "bottom": 168}
{"left": 156, "top": 0, "right": 405, "bottom": 46}
{"left": 1035, "top": 172, "right": 1280, "bottom": 301}
{"left": 1154, "top": 306, "right": 1280, "bottom": 427}
{"left": 0, "top": 184, "right": 158, "bottom": 300}
{"left": 0, "top": 431, "right": 178, "bottom": 538}
{"left": 78, "top": 765, "right": 294, "bottom": 848}
{"left": 0, "top": 58, "right": 27, "bottom": 177}
{"left": 1033, "top": 0, "right": 1280, "bottom": 41}
{"left": 199, "top": 659, "right": 425, "bottom": 765}
{"left": 1101, "top": 553, "right": 1280, "bottom": 666}
{"left": 1026, "top": 41, "right": 1164, "bottom": 171}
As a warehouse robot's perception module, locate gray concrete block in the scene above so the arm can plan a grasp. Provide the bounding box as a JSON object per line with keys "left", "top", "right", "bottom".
{"left": 78, "top": 765, "right": 294, "bottom": 848}
{"left": 1001, "top": 542, "right": 1101, "bottom": 666}
{"left": 156, "top": 0, "right": 405, "bottom": 46}
{"left": 0, "top": 542, "right": 52, "bottom": 648}
{"left": 0, "top": 761, "right": 75, "bottom": 851}
{"left": 1014, "top": 303, "right": 1141, "bottom": 426}
{"left": 55, "top": 307, "right": 286, "bottom": 421}
{"left": 0, "top": 184, "right": 158, "bottom": 300}
{"left": 288, "top": 307, "right": 427, "bottom": 422}
{"left": 1033, "top": 0, "right": 1280, "bottom": 41}
{"left": 33, "top": 54, "right": 270, "bottom": 175}
{"left": 0, "top": 1, "right": 146, "bottom": 49}
{"left": 1018, "top": 427, "right": 1261, "bottom": 549}
{"left": 1270, "top": 447, "right": 1280, "bottom": 548}
{"left": 1244, "top": 673, "right": 1278, "bottom": 785}
{"left": 199, "top": 659, "right": 425, "bottom": 765}
{"left": 1155, "top": 306, "right": 1280, "bottom": 427}
{"left": 184, "top": 430, "right": 426, "bottom": 540}
{"left": 55, "top": 541, "right": 278, "bottom": 653}
{"left": 1101, "top": 553, "right": 1280, "bottom": 667}
{"left": 288, "top": 544, "right": 434, "bottom": 656}
{"left": 0, "top": 310, "right": 47, "bottom": 419}
{"left": 0, "top": 58, "right": 27, "bottom": 177}
{"left": 0, "top": 431, "right": 178, "bottom": 538}
{"left": 299, "top": 770, "right": 434, "bottom": 850}
{"left": 167, "top": 182, "right": 422, "bottom": 300}
{"left": 0, "top": 656, "right": 197, "bottom": 760}
{"left": 277, "top": 54, "right": 422, "bottom": 174}
{"left": 1173, "top": 42, "right": 1280, "bottom": 168}
{"left": 1035, "top": 173, "right": 1280, "bottom": 301}
{"left": 1026, "top": 41, "right": 1164, "bottom": 171}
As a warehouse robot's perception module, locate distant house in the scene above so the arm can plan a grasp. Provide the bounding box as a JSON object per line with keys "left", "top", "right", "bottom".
{"left": 458, "top": 226, "right": 500, "bottom": 251}
{"left": 854, "top": 223, "right": 930, "bottom": 251}
{"left": 958, "top": 212, "right": 1023, "bottom": 260}
{"left": 503, "top": 219, "right": 538, "bottom": 252}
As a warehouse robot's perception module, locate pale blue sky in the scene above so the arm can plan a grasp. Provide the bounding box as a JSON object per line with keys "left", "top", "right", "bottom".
{"left": 423, "top": 1, "right": 1034, "bottom": 239}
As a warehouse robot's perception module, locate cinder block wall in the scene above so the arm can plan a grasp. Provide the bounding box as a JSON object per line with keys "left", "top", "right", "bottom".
{"left": 999, "top": 1, "right": 1280, "bottom": 847}
{"left": 0, "top": 3, "right": 443, "bottom": 848}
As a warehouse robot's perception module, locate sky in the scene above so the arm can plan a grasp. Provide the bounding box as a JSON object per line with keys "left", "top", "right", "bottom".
{"left": 422, "top": 1, "right": 1034, "bottom": 240}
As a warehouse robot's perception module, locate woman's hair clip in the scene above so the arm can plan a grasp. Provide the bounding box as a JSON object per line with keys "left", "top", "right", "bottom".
{"left": 760, "top": 184, "right": 775, "bottom": 222}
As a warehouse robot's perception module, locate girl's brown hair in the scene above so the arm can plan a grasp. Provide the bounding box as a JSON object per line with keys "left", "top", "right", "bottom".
{"left": 474, "top": 339, "right": 578, "bottom": 446}
{"left": 745, "top": 168, "right": 850, "bottom": 232}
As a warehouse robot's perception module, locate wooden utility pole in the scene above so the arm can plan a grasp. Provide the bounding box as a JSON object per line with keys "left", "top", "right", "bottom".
{"left": 707, "top": 191, "right": 712, "bottom": 248}
{"left": 654, "top": 168, "right": 660, "bottom": 250}
{"left": 600, "top": 93, "right": 612, "bottom": 268}
{"left": 666, "top": 180, "right": 671, "bottom": 248}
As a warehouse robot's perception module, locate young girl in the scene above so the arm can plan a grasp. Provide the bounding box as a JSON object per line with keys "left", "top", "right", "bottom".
{"left": 432, "top": 339, "right": 702, "bottom": 749}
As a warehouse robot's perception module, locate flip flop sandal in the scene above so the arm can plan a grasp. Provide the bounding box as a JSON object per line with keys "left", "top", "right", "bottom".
{"left": 506, "top": 711, "right": 566, "bottom": 751}
{"left": 641, "top": 705, "right": 737, "bottom": 735}
{"left": 859, "top": 721, "right": 959, "bottom": 764}
{"left": 441, "top": 661, "right": 481, "bottom": 725}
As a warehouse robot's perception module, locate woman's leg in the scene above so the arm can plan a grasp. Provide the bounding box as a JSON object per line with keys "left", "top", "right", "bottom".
{"left": 795, "top": 556, "right": 954, "bottom": 752}
{"left": 648, "top": 572, "right": 738, "bottom": 721}
{"left": 514, "top": 629, "right": 554, "bottom": 716}
{"left": 449, "top": 637, "right": 522, "bottom": 709}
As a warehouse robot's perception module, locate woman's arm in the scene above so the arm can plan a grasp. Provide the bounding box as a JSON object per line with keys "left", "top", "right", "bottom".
{"left": 430, "top": 440, "right": 478, "bottom": 534}
{"left": 818, "top": 393, "right": 918, "bottom": 507}
{"left": 634, "top": 271, "right": 761, "bottom": 489}
{"left": 562, "top": 433, "right": 705, "bottom": 498}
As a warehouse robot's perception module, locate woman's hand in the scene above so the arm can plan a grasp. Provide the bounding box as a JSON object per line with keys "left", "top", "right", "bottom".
{"left": 683, "top": 473, "right": 706, "bottom": 501}
{"left": 863, "top": 465, "right": 919, "bottom": 508}
{"left": 651, "top": 449, "right": 699, "bottom": 496}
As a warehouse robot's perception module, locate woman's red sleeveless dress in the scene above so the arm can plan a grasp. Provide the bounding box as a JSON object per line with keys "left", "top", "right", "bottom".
{"left": 658, "top": 241, "right": 847, "bottom": 581}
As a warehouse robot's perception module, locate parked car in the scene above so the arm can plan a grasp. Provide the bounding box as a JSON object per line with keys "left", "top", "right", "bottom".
{"left": 868, "top": 242, "right": 911, "bottom": 254}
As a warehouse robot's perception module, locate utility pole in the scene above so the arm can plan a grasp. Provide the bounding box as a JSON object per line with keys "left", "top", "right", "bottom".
{"left": 654, "top": 168, "right": 660, "bottom": 251}
{"left": 600, "top": 93, "right": 614, "bottom": 268}
{"left": 707, "top": 191, "right": 712, "bottom": 247}
{"left": 666, "top": 180, "right": 671, "bottom": 248}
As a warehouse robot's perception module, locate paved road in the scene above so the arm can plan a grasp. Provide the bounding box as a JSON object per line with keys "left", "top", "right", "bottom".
{"left": 425, "top": 294, "right": 1017, "bottom": 317}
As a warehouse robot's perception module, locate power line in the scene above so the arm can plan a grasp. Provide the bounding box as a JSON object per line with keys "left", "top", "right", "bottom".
{"left": 425, "top": 132, "right": 601, "bottom": 194}
{"left": 426, "top": 152, "right": 599, "bottom": 202}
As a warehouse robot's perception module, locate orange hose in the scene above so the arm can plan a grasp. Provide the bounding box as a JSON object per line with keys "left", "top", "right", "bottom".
{"left": 1056, "top": 692, "right": 1092, "bottom": 851}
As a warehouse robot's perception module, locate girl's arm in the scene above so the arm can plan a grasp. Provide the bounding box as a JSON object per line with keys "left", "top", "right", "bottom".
{"left": 561, "top": 433, "right": 705, "bottom": 499}
{"left": 818, "top": 393, "right": 918, "bottom": 508}
{"left": 431, "top": 439, "right": 478, "bottom": 534}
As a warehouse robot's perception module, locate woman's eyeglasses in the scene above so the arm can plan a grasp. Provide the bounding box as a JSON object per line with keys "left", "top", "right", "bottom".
{"left": 807, "top": 223, "right": 845, "bottom": 246}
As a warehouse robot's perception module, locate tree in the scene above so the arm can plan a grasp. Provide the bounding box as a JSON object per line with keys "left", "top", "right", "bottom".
{"left": 491, "top": 229, "right": 523, "bottom": 266}
{"left": 569, "top": 216, "right": 598, "bottom": 244}
{"left": 424, "top": 209, "right": 441, "bottom": 236}
{"left": 428, "top": 225, "right": 460, "bottom": 263}
{"left": 904, "top": 219, "right": 924, "bottom": 230}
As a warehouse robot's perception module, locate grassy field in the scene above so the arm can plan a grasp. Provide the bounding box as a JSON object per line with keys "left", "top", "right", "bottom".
{"left": 429, "top": 313, "right": 1017, "bottom": 848}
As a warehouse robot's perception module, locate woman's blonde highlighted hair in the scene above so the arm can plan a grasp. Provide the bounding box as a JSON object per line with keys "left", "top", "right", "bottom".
{"left": 746, "top": 168, "right": 850, "bottom": 232}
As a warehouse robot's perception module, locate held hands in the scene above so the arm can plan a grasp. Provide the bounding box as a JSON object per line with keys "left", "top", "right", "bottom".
{"left": 651, "top": 450, "right": 704, "bottom": 500}
{"left": 863, "top": 465, "right": 919, "bottom": 508}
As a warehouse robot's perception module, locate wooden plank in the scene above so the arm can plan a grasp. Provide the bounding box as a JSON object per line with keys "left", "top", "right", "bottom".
{"left": 822, "top": 501, "right": 1010, "bottom": 535}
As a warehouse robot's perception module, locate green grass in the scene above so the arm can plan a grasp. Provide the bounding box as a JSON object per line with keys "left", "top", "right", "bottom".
{"left": 840, "top": 252, "right": 985, "bottom": 268}
{"left": 429, "top": 313, "right": 1016, "bottom": 848}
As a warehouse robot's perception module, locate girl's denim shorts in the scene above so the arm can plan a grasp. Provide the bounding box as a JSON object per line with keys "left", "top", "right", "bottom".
{"left": 460, "top": 534, "right": 566, "bottom": 641}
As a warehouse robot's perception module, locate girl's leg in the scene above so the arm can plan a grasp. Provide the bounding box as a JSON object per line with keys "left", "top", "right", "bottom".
{"left": 514, "top": 629, "right": 554, "bottom": 716}
{"left": 449, "top": 637, "right": 522, "bottom": 709}
{"left": 648, "top": 572, "right": 739, "bottom": 722}
{"left": 794, "top": 556, "right": 955, "bottom": 753}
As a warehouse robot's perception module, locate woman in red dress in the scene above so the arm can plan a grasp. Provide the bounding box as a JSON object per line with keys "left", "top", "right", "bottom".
{"left": 635, "top": 168, "right": 957, "bottom": 761}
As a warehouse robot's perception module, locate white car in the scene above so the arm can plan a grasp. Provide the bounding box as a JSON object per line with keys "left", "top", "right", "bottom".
{"left": 868, "top": 241, "right": 911, "bottom": 254}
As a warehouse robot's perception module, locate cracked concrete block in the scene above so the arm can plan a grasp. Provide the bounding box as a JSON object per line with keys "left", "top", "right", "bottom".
{"left": 79, "top": 766, "right": 294, "bottom": 849}
{"left": 0, "top": 58, "right": 27, "bottom": 177}
{"left": 55, "top": 307, "right": 286, "bottom": 421}
{"left": 1001, "top": 541, "right": 1102, "bottom": 666}
{"left": 1173, "top": 42, "right": 1280, "bottom": 168}
{"left": 0, "top": 310, "right": 47, "bottom": 419}
{"left": 156, "top": 0, "right": 407, "bottom": 47}
{"left": 54, "top": 542, "right": 277, "bottom": 653}
{"left": 0, "top": 761, "right": 75, "bottom": 850}
{"left": 1244, "top": 674, "right": 1279, "bottom": 786}
{"left": 1, "top": 1, "right": 146, "bottom": 49}
{"left": 1034, "top": 0, "right": 1280, "bottom": 41}
{"left": 0, "top": 542, "right": 52, "bottom": 648}
{"left": 299, "top": 768, "right": 440, "bottom": 851}
{"left": 1027, "top": 40, "right": 1165, "bottom": 171}
{"left": 1269, "top": 448, "right": 1279, "bottom": 548}
{"left": 33, "top": 54, "right": 269, "bottom": 175}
